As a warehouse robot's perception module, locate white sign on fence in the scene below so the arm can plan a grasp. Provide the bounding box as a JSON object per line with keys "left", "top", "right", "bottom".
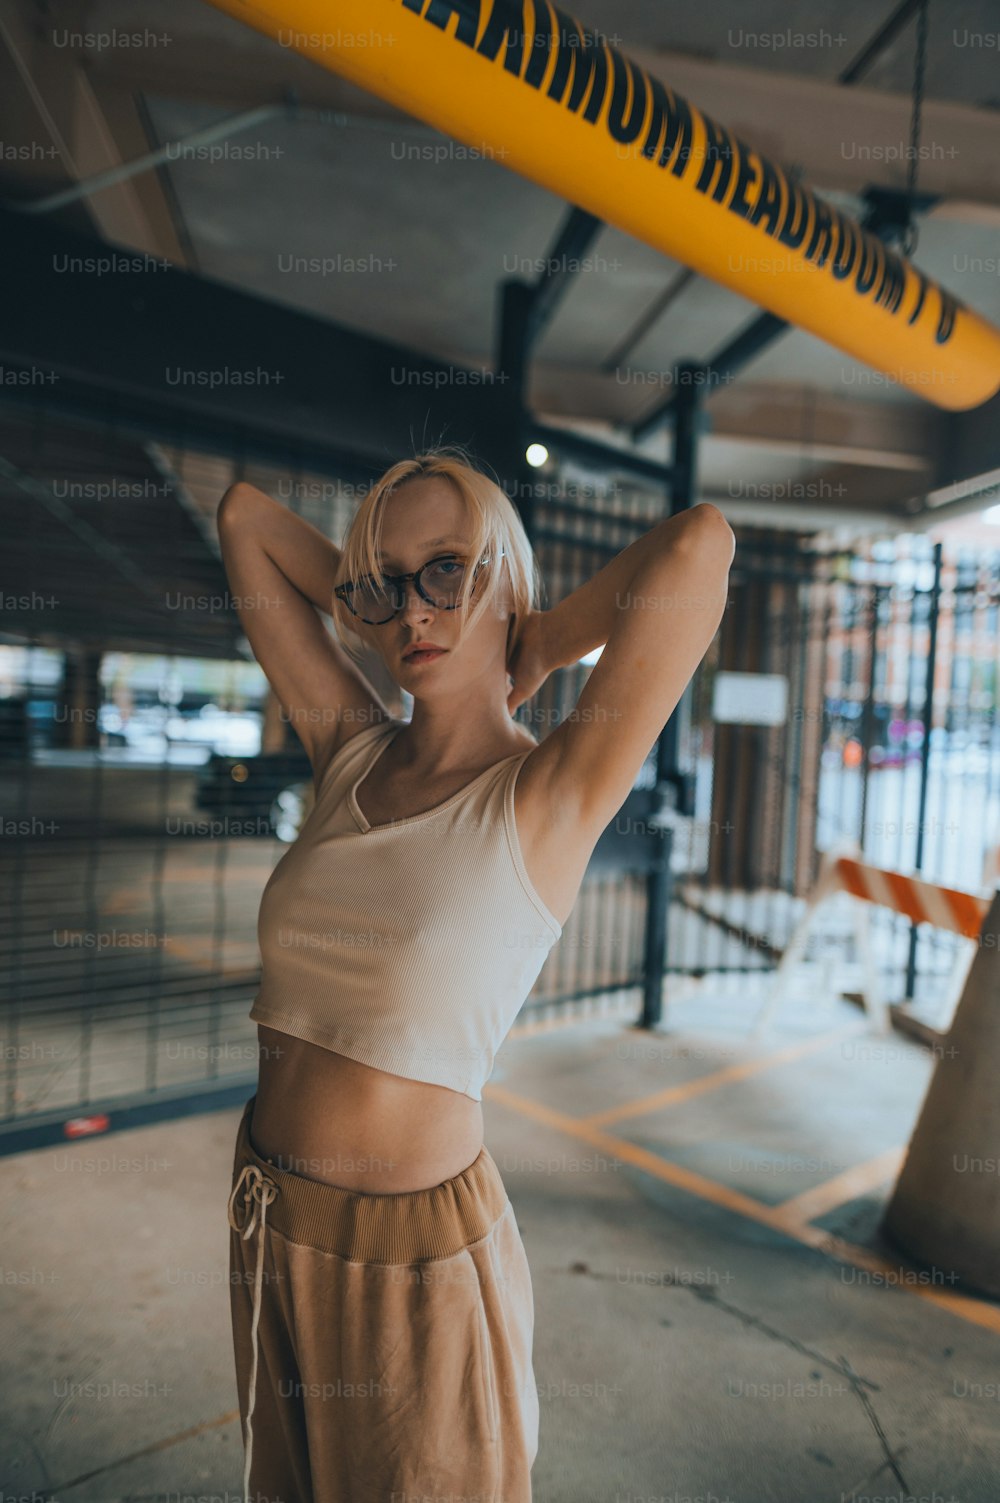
{"left": 712, "top": 672, "right": 789, "bottom": 726}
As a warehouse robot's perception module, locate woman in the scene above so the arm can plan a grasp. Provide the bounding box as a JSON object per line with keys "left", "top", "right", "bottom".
{"left": 219, "top": 446, "right": 734, "bottom": 1502}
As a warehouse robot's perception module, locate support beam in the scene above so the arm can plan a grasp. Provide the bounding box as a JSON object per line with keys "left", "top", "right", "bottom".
{"left": 687, "top": 380, "right": 943, "bottom": 474}
{"left": 839, "top": 0, "right": 927, "bottom": 86}
{"left": 0, "top": 5, "right": 185, "bottom": 258}
{"left": 632, "top": 311, "right": 789, "bottom": 442}
{"left": 0, "top": 204, "right": 518, "bottom": 482}
{"left": 527, "top": 418, "right": 672, "bottom": 487}
{"left": 522, "top": 205, "right": 603, "bottom": 353}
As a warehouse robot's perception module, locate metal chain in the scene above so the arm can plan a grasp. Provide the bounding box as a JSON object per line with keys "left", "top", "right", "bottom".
{"left": 900, "top": 0, "right": 929, "bottom": 258}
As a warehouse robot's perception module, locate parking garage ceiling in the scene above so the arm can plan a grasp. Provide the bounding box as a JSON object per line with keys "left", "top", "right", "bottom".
{"left": 2, "top": 0, "right": 1000, "bottom": 654}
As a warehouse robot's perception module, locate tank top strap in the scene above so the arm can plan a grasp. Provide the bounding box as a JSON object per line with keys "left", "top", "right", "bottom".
{"left": 462, "top": 744, "right": 533, "bottom": 814}
{"left": 315, "top": 718, "right": 398, "bottom": 802}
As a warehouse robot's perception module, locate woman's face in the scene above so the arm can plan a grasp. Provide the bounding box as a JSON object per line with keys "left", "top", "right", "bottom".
{"left": 358, "top": 477, "right": 512, "bottom": 699}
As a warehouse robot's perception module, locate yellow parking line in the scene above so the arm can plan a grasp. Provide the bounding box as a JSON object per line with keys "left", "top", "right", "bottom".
{"left": 579, "top": 1023, "right": 866, "bottom": 1127}
{"left": 777, "top": 1147, "right": 907, "bottom": 1225}
{"left": 484, "top": 1082, "right": 1000, "bottom": 1337}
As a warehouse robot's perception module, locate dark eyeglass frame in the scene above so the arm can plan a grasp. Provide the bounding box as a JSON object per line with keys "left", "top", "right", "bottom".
{"left": 335, "top": 549, "right": 505, "bottom": 625}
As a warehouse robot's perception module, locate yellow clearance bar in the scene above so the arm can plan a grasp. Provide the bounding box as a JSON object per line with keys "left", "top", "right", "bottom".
{"left": 204, "top": 0, "right": 1000, "bottom": 411}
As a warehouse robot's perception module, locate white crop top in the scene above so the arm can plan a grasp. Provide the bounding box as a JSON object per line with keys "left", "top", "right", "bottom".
{"left": 248, "top": 716, "right": 563, "bottom": 1100}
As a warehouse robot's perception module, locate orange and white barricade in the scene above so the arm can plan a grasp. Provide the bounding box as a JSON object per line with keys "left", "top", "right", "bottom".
{"left": 753, "top": 840, "right": 991, "bottom": 1036}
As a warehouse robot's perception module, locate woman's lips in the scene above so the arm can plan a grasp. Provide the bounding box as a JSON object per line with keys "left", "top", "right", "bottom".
{"left": 404, "top": 648, "right": 447, "bottom": 664}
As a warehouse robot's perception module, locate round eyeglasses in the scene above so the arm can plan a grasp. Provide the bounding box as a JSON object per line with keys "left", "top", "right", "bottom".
{"left": 334, "top": 550, "right": 504, "bottom": 625}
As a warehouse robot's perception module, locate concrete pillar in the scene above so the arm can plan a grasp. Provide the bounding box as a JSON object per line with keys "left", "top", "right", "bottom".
{"left": 881, "top": 888, "right": 1000, "bottom": 1297}
{"left": 53, "top": 646, "right": 102, "bottom": 749}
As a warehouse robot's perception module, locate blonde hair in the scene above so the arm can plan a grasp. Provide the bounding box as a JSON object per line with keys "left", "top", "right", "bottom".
{"left": 331, "top": 443, "right": 541, "bottom": 672}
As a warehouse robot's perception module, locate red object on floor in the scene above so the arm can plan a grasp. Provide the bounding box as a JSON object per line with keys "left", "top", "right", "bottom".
{"left": 64, "top": 1114, "right": 110, "bottom": 1137}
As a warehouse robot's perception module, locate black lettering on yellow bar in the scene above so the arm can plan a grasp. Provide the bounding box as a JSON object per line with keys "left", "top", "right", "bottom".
{"left": 870, "top": 237, "right": 888, "bottom": 306}
{"left": 827, "top": 212, "right": 847, "bottom": 278}
{"left": 545, "top": 6, "right": 609, "bottom": 121}
{"left": 908, "top": 267, "right": 929, "bottom": 327}
{"left": 728, "top": 136, "right": 760, "bottom": 221}
{"left": 641, "top": 75, "right": 693, "bottom": 175}
{"left": 476, "top": 0, "right": 527, "bottom": 74}
{"left": 776, "top": 177, "right": 811, "bottom": 251}
{"left": 936, "top": 290, "right": 959, "bottom": 345}
{"left": 695, "top": 113, "right": 736, "bottom": 203}
{"left": 397, "top": 0, "right": 973, "bottom": 352}
{"left": 804, "top": 196, "right": 835, "bottom": 268}
{"left": 523, "top": 0, "right": 554, "bottom": 89}
{"left": 423, "top": 0, "right": 480, "bottom": 46}
{"left": 855, "top": 233, "right": 880, "bottom": 297}
{"left": 607, "top": 49, "right": 648, "bottom": 144}
{"left": 748, "top": 154, "right": 783, "bottom": 236}
{"left": 830, "top": 212, "right": 860, "bottom": 283}
{"left": 874, "top": 249, "right": 905, "bottom": 314}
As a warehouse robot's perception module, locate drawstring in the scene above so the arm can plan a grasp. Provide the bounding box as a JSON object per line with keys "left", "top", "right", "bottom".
{"left": 228, "top": 1161, "right": 279, "bottom": 1503}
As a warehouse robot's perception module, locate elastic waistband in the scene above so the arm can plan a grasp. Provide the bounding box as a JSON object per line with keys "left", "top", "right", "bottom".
{"left": 231, "top": 1095, "right": 509, "bottom": 1263}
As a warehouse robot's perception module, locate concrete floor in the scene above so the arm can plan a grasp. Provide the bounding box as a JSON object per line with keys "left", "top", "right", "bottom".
{"left": 2, "top": 980, "right": 999, "bottom": 1503}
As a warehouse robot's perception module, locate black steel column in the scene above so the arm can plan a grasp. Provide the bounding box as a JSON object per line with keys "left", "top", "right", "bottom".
{"left": 656, "top": 360, "right": 701, "bottom": 782}
{"left": 905, "top": 540, "right": 942, "bottom": 1000}
{"left": 489, "top": 279, "right": 537, "bottom": 545}
{"left": 642, "top": 362, "right": 702, "bottom": 1026}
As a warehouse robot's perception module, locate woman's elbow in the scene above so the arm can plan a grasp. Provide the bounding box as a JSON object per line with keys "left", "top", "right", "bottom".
{"left": 689, "top": 503, "right": 736, "bottom": 563}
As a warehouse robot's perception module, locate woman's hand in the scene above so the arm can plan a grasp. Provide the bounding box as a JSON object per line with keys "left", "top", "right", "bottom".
{"left": 506, "top": 610, "right": 552, "bottom": 716}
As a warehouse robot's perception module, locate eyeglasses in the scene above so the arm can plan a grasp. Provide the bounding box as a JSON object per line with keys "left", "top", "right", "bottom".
{"left": 335, "top": 549, "right": 505, "bottom": 625}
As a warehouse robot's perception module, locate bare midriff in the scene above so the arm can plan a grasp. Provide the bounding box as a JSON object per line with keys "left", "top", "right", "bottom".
{"left": 249, "top": 1025, "right": 485, "bottom": 1192}
{"left": 248, "top": 734, "right": 584, "bottom": 1196}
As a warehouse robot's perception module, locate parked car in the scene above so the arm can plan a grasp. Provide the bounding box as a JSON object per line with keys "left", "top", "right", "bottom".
{"left": 196, "top": 749, "right": 313, "bottom": 840}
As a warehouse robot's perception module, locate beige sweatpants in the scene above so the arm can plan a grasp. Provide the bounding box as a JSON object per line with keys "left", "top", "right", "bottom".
{"left": 227, "top": 1093, "right": 539, "bottom": 1503}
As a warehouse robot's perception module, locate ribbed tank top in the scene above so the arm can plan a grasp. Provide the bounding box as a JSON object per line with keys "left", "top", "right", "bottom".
{"left": 248, "top": 716, "right": 563, "bottom": 1101}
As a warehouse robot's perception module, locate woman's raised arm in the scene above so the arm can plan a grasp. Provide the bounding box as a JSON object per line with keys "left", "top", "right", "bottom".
{"left": 519, "top": 503, "right": 735, "bottom": 835}
{"left": 216, "top": 482, "right": 390, "bottom": 772}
